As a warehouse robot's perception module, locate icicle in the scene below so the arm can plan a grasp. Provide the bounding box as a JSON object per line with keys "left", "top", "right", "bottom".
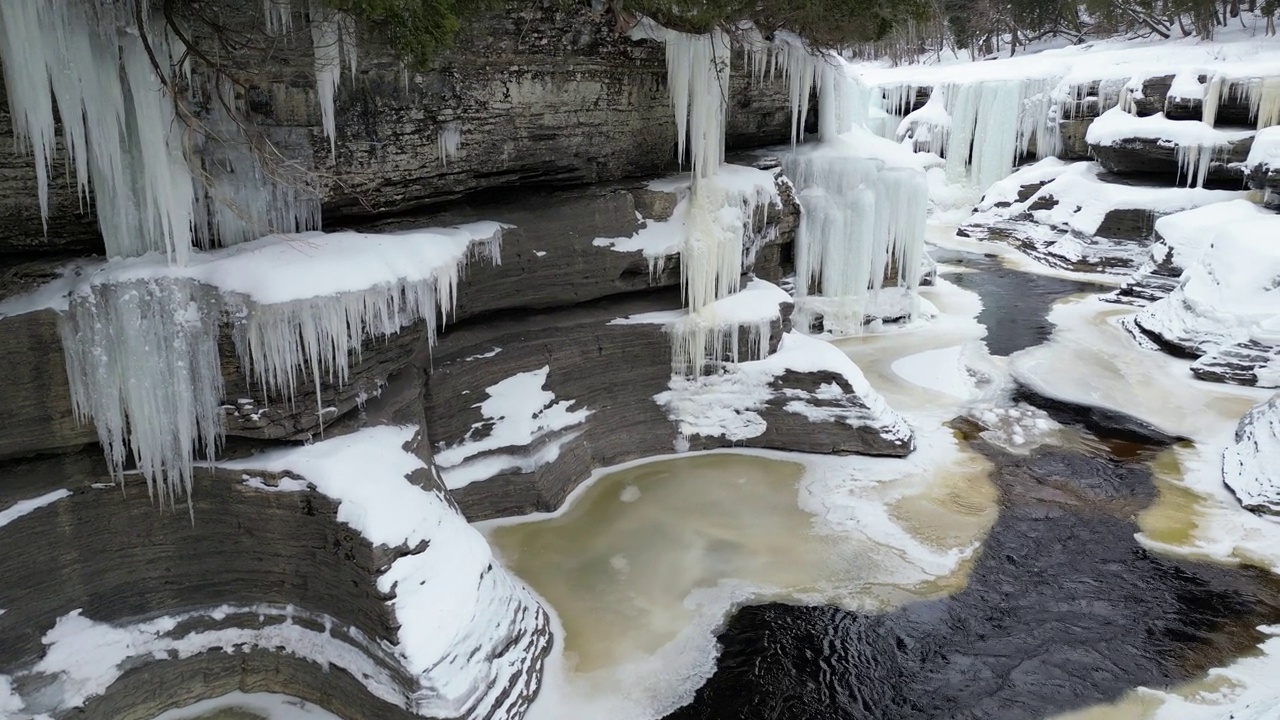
{"left": 1248, "top": 77, "right": 1280, "bottom": 129}
{"left": 663, "top": 28, "right": 729, "bottom": 180}
{"left": 438, "top": 122, "right": 462, "bottom": 168}
{"left": 1203, "top": 74, "right": 1224, "bottom": 128}
{"left": 59, "top": 279, "right": 224, "bottom": 512}
{"left": 1176, "top": 142, "right": 1217, "bottom": 189}
{"left": 310, "top": 2, "right": 351, "bottom": 155}
{"left": 263, "top": 0, "right": 293, "bottom": 34}
{"left": 0, "top": 0, "right": 197, "bottom": 261}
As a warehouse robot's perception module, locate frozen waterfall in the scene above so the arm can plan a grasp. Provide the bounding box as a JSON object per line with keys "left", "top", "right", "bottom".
{"left": 57, "top": 225, "right": 503, "bottom": 509}
{"left": 0, "top": 0, "right": 332, "bottom": 259}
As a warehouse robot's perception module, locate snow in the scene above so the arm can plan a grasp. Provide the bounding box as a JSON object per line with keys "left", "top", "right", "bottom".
{"left": 14, "top": 223, "right": 503, "bottom": 508}
{"left": 1137, "top": 216, "right": 1280, "bottom": 354}
{"left": 1223, "top": 394, "right": 1280, "bottom": 514}
{"left": 1011, "top": 296, "right": 1271, "bottom": 441}
{"left": 0, "top": 489, "right": 71, "bottom": 530}
{"left": 1085, "top": 108, "right": 1255, "bottom": 187}
{"left": 0, "top": 675, "right": 22, "bottom": 716}
{"left": 1246, "top": 125, "right": 1280, "bottom": 169}
{"left": 219, "top": 426, "right": 548, "bottom": 719}
{"left": 656, "top": 331, "right": 912, "bottom": 443}
{"left": 1148, "top": 198, "right": 1271, "bottom": 271}
{"left": 434, "top": 366, "right": 593, "bottom": 489}
{"left": 242, "top": 475, "right": 311, "bottom": 493}
{"left": 11, "top": 604, "right": 407, "bottom": 717}
{"left": 890, "top": 346, "right": 973, "bottom": 399}
{"left": 967, "top": 158, "right": 1239, "bottom": 235}
{"left": 149, "top": 692, "right": 345, "bottom": 720}
{"left": 1167, "top": 69, "right": 1206, "bottom": 102}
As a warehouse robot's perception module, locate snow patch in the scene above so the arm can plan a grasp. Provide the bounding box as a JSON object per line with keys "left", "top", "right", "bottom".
{"left": 435, "top": 367, "right": 593, "bottom": 489}
{"left": 1223, "top": 394, "right": 1280, "bottom": 515}
{"left": 0, "top": 489, "right": 72, "bottom": 529}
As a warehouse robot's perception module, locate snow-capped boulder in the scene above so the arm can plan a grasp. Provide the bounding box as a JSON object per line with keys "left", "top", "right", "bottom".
{"left": 1223, "top": 394, "right": 1280, "bottom": 515}
{"left": 1111, "top": 198, "right": 1270, "bottom": 306}
{"left": 1135, "top": 214, "right": 1280, "bottom": 387}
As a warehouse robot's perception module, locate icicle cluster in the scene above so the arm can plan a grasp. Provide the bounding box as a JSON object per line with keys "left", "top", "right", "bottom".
{"left": 937, "top": 79, "right": 1060, "bottom": 189}
{"left": 0, "top": 0, "right": 336, "bottom": 258}
{"left": 57, "top": 228, "right": 502, "bottom": 509}
{"left": 438, "top": 122, "right": 462, "bottom": 168}
{"left": 1204, "top": 74, "right": 1280, "bottom": 130}
{"left": 60, "top": 279, "right": 225, "bottom": 510}
{"left": 0, "top": 0, "right": 197, "bottom": 262}
{"left": 784, "top": 153, "right": 927, "bottom": 335}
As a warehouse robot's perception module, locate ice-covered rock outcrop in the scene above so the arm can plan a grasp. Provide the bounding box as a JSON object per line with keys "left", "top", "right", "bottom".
{"left": 960, "top": 159, "right": 1243, "bottom": 274}
{"left": 1086, "top": 108, "right": 1254, "bottom": 187}
{"left": 1223, "top": 394, "right": 1280, "bottom": 515}
{"left": 1135, "top": 212, "right": 1280, "bottom": 387}
{"left": 1113, "top": 198, "right": 1270, "bottom": 306}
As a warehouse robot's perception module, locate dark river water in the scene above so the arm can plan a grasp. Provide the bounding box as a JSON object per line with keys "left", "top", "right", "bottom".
{"left": 662, "top": 247, "right": 1280, "bottom": 720}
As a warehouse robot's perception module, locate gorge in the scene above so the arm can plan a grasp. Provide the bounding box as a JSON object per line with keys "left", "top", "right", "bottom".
{"left": 1, "top": 2, "right": 1280, "bottom": 720}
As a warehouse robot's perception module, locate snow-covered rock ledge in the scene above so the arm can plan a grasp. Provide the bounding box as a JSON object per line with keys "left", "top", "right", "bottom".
{"left": 1087, "top": 108, "right": 1254, "bottom": 187}
{"left": 1224, "top": 394, "right": 1280, "bottom": 516}
{"left": 1134, "top": 212, "right": 1280, "bottom": 387}
{"left": 960, "top": 160, "right": 1243, "bottom": 275}
{"left": 0, "top": 427, "right": 550, "bottom": 720}
{"left": 426, "top": 282, "right": 914, "bottom": 521}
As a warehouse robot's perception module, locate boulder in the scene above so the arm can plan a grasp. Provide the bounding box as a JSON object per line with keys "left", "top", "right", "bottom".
{"left": 1223, "top": 394, "right": 1280, "bottom": 516}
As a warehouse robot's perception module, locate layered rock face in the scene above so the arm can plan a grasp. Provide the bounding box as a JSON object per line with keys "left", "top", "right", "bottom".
{"left": 0, "top": 4, "right": 913, "bottom": 719}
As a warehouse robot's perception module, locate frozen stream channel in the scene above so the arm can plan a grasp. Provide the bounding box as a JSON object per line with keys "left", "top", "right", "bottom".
{"left": 484, "top": 244, "right": 1280, "bottom": 720}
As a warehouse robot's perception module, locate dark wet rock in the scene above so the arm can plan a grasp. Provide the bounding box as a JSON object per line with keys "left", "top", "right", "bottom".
{"left": 1193, "top": 339, "right": 1280, "bottom": 388}
{"left": 1089, "top": 135, "right": 1253, "bottom": 186}
{"left": 1012, "top": 384, "right": 1185, "bottom": 445}
{"left": 1223, "top": 393, "right": 1280, "bottom": 516}
{"left": 1057, "top": 118, "right": 1093, "bottom": 160}
{"left": 667, "top": 449, "right": 1280, "bottom": 720}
